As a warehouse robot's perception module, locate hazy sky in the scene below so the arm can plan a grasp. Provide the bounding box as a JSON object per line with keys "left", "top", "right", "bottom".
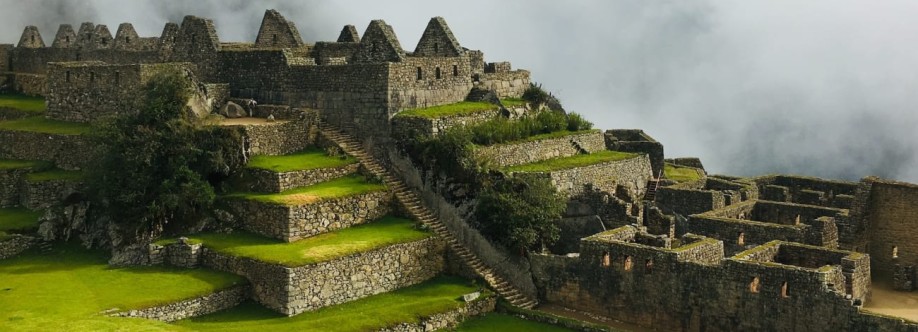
{"left": 3, "top": 0, "right": 918, "bottom": 182}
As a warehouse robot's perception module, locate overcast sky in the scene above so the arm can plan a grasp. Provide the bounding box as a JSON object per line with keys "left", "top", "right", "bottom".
{"left": 3, "top": 0, "right": 918, "bottom": 182}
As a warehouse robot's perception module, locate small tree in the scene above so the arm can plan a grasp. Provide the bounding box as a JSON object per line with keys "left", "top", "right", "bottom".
{"left": 475, "top": 176, "right": 567, "bottom": 253}
{"left": 87, "top": 68, "right": 242, "bottom": 244}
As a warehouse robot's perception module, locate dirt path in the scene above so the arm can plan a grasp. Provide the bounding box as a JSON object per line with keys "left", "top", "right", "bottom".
{"left": 863, "top": 279, "right": 918, "bottom": 323}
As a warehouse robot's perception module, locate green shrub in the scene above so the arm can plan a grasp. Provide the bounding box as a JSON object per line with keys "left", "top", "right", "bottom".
{"left": 474, "top": 176, "right": 567, "bottom": 253}
{"left": 566, "top": 112, "right": 593, "bottom": 131}
{"left": 522, "top": 83, "right": 551, "bottom": 107}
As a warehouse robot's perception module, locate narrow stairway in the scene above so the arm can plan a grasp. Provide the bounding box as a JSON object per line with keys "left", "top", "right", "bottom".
{"left": 318, "top": 122, "right": 539, "bottom": 309}
{"left": 644, "top": 170, "right": 664, "bottom": 201}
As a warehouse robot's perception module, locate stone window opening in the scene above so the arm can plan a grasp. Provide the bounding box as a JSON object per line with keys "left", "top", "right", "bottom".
{"left": 272, "top": 34, "right": 278, "bottom": 45}
{"left": 737, "top": 232, "right": 745, "bottom": 246}
{"left": 645, "top": 258, "right": 654, "bottom": 274}
{"left": 749, "top": 277, "right": 760, "bottom": 293}
{"left": 114, "top": 71, "right": 120, "bottom": 84}
{"left": 65, "top": 71, "right": 70, "bottom": 83}
{"left": 781, "top": 281, "right": 789, "bottom": 298}
{"left": 416, "top": 67, "right": 423, "bottom": 80}
{"left": 65, "top": 36, "right": 70, "bottom": 43}
{"left": 433, "top": 42, "right": 439, "bottom": 53}
{"left": 125, "top": 37, "right": 131, "bottom": 44}
{"left": 31, "top": 35, "right": 34, "bottom": 43}
{"left": 453, "top": 64, "right": 458, "bottom": 76}
{"left": 738, "top": 212, "right": 746, "bottom": 220}
{"left": 624, "top": 255, "right": 633, "bottom": 271}
{"left": 371, "top": 42, "right": 379, "bottom": 53}
{"left": 601, "top": 251, "right": 610, "bottom": 267}
{"left": 794, "top": 214, "right": 801, "bottom": 225}
{"left": 893, "top": 246, "right": 899, "bottom": 259}
{"left": 101, "top": 38, "right": 107, "bottom": 46}
{"left": 435, "top": 67, "right": 442, "bottom": 79}
{"left": 90, "top": 71, "right": 95, "bottom": 83}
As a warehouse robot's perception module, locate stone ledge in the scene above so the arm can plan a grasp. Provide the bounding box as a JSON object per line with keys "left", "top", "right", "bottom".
{"left": 474, "top": 130, "right": 606, "bottom": 168}
{"left": 515, "top": 154, "right": 653, "bottom": 197}
{"left": 113, "top": 284, "right": 251, "bottom": 322}
{"left": 0, "top": 234, "right": 37, "bottom": 260}
{"left": 380, "top": 296, "right": 497, "bottom": 332}
{"left": 240, "top": 162, "right": 359, "bottom": 193}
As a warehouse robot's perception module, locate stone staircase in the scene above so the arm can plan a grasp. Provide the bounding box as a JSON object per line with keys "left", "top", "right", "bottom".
{"left": 319, "top": 123, "right": 538, "bottom": 309}
{"left": 644, "top": 170, "right": 664, "bottom": 201}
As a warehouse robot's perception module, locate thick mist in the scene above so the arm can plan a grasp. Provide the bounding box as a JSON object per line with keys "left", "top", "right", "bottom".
{"left": 2, "top": 0, "right": 918, "bottom": 182}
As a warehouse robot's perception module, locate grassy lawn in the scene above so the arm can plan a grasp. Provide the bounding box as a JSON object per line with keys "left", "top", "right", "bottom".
{"left": 188, "top": 217, "right": 430, "bottom": 267}
{"left": 175, "top": 275, "right": 487, "bottom": 331}
{"left": 25, "top": 168, "right": 84, "bottom": 182}
{"left": 397, "top": 101, "right": 498, "bottom": 119}
{"left": 0, "top": 116, "right": 91, "bottom": 135}
{"left": 0, "top": 93, "right": 45, "bottom": 113}
{"left": 247, "top": 148, "right": 356, "bottom": 173}
{"left": 665, "top": 164, "right": 703, "bottom": 182}
{"left": 504, "top": 150, "right": 639, "bottom": 173}
{"left": 227, "top": 174, "right": 386, "bottom": 205}
{"left": 0, "top": 207, "right": 42, "bottom": 232}
{"left": 0, "top": 158, "right": 49, "bottom": 171}
{"left": 0, "top": 244, "right": 245, "bottom": 331}
{"left": 501, "top": 98, "right": 527, "bottom": 108}
{"left": 457, "top": 313, "right": 574, "bottom": 332}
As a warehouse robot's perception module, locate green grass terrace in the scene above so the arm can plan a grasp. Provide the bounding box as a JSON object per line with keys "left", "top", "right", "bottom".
{"left": 246, "top": 148, "right": 357, "bottom": 173}
{"left": 504, "top": 150, "right": 639, "bottom": 173}
{"left": 0, "top": 158, "right": 49, "bottom": 171}
{"left": 0, "top": 93, "right": 45, "bottom": 113}
{"left": 0, "top": 207, "right": 42, "bottom": 241}
{"left": 0, "top": 116, "right": 91, "bottom": 135}
{"left": 175, "top": 276, "right": 488, "bottom": 332}
{"left": 178, "top": 216, "right": 430, "bottom": 267}
{"left": 396, "top": 101, "right": 498, "bottom": 119}
{"left": 484, "top": 129, "right": 600, "bottom": 146}
{"left": 0, "top": 245, "right": 245, "bottom": 331}
{"left": 25, "top": 168, "right": 85, "bottom": 182}
{"left": 665, "top": 163, "right": 703, "bottom": 182}
{"left": 226, "top": 174, "right": 386, "bottom": 205}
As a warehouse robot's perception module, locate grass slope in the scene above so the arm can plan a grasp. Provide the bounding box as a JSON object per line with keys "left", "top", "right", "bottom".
{"left": 0, "top": 207, "right": 42, "bottom": 232}
{"left": 175, "top": 276, "right": 486, "bottom": 332}
{"left": 0, "top": 245, "right": 245, "bottom": 331}
{"left": 456, "top": 313, "right": 575, "bottom": 332}
{"left": 227, "top": 174, "right": 386, "bottom": 205}
{"left": 397, "top": 101, "right": 497, "bottom": 119}
{"left": 665, "top": 164, "right": 703, "bottom": 182}
{"left": 190, "top": 217, "right": 429, "bottom": 267}
{"left": 247, "top": 148, "right": 356, "bottom": 173}
{"left": 511, "top": 129, "right": 599, "bottom": 144}
{"left": 504, "top": 150, "right": 639, "bottom": 173}
{"left": 25, "top": 169, "right": 84, "bottom": 182}
{"left": 0, "top": 93, "right": 45, "bottom": 113}
{"left": 0, "top": 158, "right": 48, "bottom": 171}
{"left": 0, "top": 116, "right": 91, "bottom": 135}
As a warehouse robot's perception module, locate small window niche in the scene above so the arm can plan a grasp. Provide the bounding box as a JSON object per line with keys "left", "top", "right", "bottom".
{"left": 781, "top": 281, "right": 790, "bottom": 298}
{"left": 893, "top": 245, "right": 899, "bottom": 259}
{"left": 452, "top": 64, "right": 459, "bottom": 76}
{"left": 435, "top": 67, "right": 442, "bottom": 79}
{"left": 601, "top": 251, "right": 611, "bottom": 267}
{"left": 623, "top": 255, "right": 633, "bottom": 271}
{"left": 749, "top": 277, "right": 761, "bottom": 293}
{"left": 416, "top": 67, "right": 423, "bottom": 80}
{"left": 645, "top": 258, "right": 654, "bottom": 274}
{"left": 737, "top": 232, "right": 745, "bottom": 246}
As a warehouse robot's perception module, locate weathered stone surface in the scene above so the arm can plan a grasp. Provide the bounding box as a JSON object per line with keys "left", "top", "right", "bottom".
{"left": 474, "top": 130, "right": 606, "bottom": 168}
{"left": 0, "top": 235, "right": 37, "bottom": 260}
{"left": 380, "top": 296, "right": 496, "bottom": 332}
{"left": 221, "top": 101, "right": 246, "bottom": 118}
{"left": 114, "top": 284, "right": 250, "bottom": 322}
{"left": 239, "top": 162, "right": 358, "bottom": 193}
{"left": 0, "top": 130, "right": 95, "bottom": 171}
{"left": 514, "top": 154, "right": 653, "bottom": 198}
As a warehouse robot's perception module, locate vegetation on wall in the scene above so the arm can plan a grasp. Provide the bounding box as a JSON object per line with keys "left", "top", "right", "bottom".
{"left": 86, "top": 69, "right": 244, "bottom": 244}
{"left": 474, "top": 176, "right": 567, "bottom": 253}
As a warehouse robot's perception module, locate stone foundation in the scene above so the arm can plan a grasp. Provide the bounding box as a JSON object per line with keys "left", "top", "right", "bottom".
{"left": 114, "top": 284, "right": 250, "bottom": 322}
{"left": 19, "top": 178, "right": 83, "bottom": 209}
{"left": 229, "top": 190, "right": 392, "bottom": 242}
{"left": 202, "top": 237, "right": 446, "bottom": 316}
{"left": 514, "top": 154, "right": 653, "bottom": 197}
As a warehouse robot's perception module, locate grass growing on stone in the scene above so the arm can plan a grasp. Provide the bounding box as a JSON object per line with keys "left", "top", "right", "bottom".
{"left": 501, "top": 98, "right": 527, "bottom": 108}
{"left": 504, "top": 150, "right": 639, "bottom": 173}
{"left": 227, "top": 174, "right": 386, "bottom": 205}
{"left": 175, "top": 275, "right": 485, "bottom": 331}
{"left": 0, "top": 158, "right": 49, "bottom": 171}
{"left": 190, "top": 216, "right": 429, "bottom": 267}
{"left": 0, "top": 116, "right": 91, "bottom": 135}
{"left": 0, "top": 244, "right": 245, "bottom": 331}
{"left": 513, "top": 129, "right": 599, "bottom": 144}
{"left": 456, "top": 313, "right": 575, "bottom": 332}
{"left": 0, "top": 93, "right": 45, "bottom": 113}
{"left": 665, "top": 164, "right": 702, "bottom": 182}
{"left": 0, "top": 207, "right": 42, "bottom": 232}
{"left": 396, "top": 101, "right": 498, "bottom": 119}
{"left": 246, "top": 148, "right": 356, "bottom": 173}
{"left": 25, "top": 168, "right": 84, "bottom": 182}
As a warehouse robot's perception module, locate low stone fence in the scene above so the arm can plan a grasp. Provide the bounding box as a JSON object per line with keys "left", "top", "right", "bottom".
{"left": 391, "top": 108, "right": 501, "bottom": 139}
{"left": 380, "top": 296, "right": 496, "bottom": 332}
{"left": 0, "top": 235, "right": 37, "bottom": 259}
{"left": 474, "top": 130, "right": 605, "bottom": 167}
{"left": 230, "top": 190, "right": 392, "bottom": 242}
{"left": 514, "top": 154, "right": 653, "bottom": 197}
{"left": 0, "top": 168, "right": 29, "bottom": 207}
{"left": 114, "top": 284, "right": 250, "bottom": 322}
{"left": 203, "top": 237, "right": 446, "bottom": 316}
{"left": 0, "top": 130, "right": 94, "bottom": 170}
{"left": 241, "top": 162, "right": 359, "bottom": 193}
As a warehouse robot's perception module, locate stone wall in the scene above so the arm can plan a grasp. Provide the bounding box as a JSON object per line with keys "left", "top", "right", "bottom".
{"left": 474, "top": 130, "right": 606, "bottom": 168}
{"left": 390, "top": 107, "right": 501, "bottom": 140}
{"left": 514, "top": 154, "right": 652, "bottom": 197}
{"left": 114, "top": 284, "right": 250, "bottom": 322}
{"left": 0, "top": 130, "right": 94, "bottom": 170}
{"left": 203, "top": 237, "right": 445, "bottom": 316}
{"left": 475, "top": 70, "right": 530, "bottom": 98}
{"left": 0, "top": 168, "right": 29, "bottom": 207}
{"left": 755, "top": 175, "right": 858, "bottom": 209}
{"left": 8, "top": 73, "right": 46, "bottom": 96}
{"left": 605, "top": 129, "right": 665, "bottom": 177}
{"left": 861, "top": 177, "right": 918, "bottom": 274}
{"left": 387, "top": 56, "right": 474, "bottom": 111}
{"left": 229, "top": 190, "right": 392, "bottom": 242}
{"left": 240, "top": 162, "right": 359, "bottom": 193}
{"left": 380, "top": 296, "right": 496, "bottom": 332}
{"left": 19, "top": 177, "right": 83, "bottom": 209}
{"left": 0, "top": 235, "right": 37, "bottom": 259}
{"left": 233, "top": 117, "right": 316, "bottom": 156}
